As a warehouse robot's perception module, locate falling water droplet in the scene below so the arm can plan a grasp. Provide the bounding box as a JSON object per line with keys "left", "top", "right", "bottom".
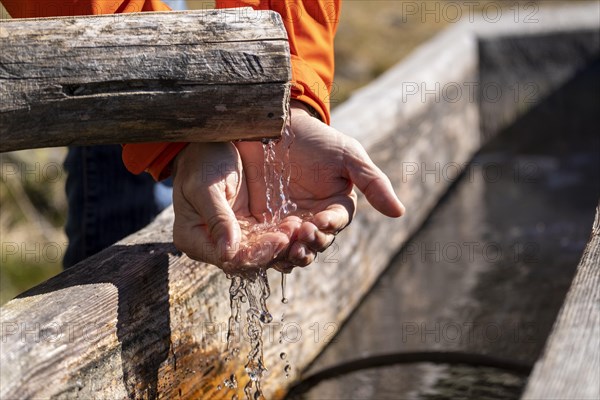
{"left": 224, "top": 374, "right": 238, "bottom": 389}
{"left": 280, "top": 352, "right": 287, "bottom": 360}
{"left": 259, "top": 311, "right": 273, "bottom": 324}
{"left": 281, "top": 272, "right": 288, "bottom": 304}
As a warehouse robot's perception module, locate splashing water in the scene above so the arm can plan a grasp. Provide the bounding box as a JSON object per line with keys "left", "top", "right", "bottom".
{"left": 225, "top": 262, "right": 274, "bottom": 399}
{"left": 225, "top": 125, "right": 297, "bottom": 400}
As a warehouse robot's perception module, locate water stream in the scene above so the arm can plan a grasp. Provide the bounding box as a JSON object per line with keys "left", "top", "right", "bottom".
{"left": 223, "top": 124, "right": 297, "bottom": 400}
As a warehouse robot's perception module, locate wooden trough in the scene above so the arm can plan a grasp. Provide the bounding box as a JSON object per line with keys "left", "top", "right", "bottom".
{"left": 1, "top": 3, "right": 599, "bottom": 399}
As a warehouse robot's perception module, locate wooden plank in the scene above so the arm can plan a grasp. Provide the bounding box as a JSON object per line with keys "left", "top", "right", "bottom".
{"left": 522, "top": 203, "right": 600, "bottom": 400}
{"left": 0, "top": 9, "right": 290, "bottom": 152}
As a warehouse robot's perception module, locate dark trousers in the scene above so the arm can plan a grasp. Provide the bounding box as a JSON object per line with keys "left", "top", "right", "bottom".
{"left": 63, "top": 145, "right": 172, "bottom": 268}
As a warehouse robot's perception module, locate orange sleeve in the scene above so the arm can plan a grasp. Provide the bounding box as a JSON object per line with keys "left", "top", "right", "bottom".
{"left": 217, "top": 0, "right": 339, "bottom": 125}
{"left": 2, "top": 0, "right": 339, "bottom": 181}
{"left": 1, "top": 0, "right": 170, "bottom": 18}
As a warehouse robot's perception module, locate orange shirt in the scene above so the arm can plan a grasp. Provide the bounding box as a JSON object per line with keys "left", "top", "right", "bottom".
{"left": 3, "top": 0, "right": 340, "bottom": 180}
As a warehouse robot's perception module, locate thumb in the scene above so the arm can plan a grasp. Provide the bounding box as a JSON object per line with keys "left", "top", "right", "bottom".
{"left": 344, "top": 139, "right": 406, "bottom": 218}
{"left": 192, "top": 184, "right": 242, "bottom": 262}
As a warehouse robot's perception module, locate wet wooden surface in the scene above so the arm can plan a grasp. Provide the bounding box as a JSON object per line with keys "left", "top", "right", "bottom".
{"left": 0, "top": 9, "right": 290, "bottom": 152}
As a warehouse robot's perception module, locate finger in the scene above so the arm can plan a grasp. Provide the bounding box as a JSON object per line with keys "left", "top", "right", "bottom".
{"left": 276, "top": 215, "right": 304, "bottom": 241}
{"left": 173, "top": 216, "right": 221, "bottom": 266}
{"left": 175, "top": 215, "right": 290, "bottom": 272}
{"left": 173, "top": 185, "right": 216, "bottom": 264}
{"left": 344, "top": 139, "right": 406, "bottom": 217}
{"left": 311, "top": 195, "right": 356, "bottom": 234}
{"left": 173, "top": 187, "right": 240, "bottom": 266}
{"left": 271, "top": 261, "right": 296, "bottom": 274}
{"left": 189, "top": 184, "right": 242, "bottom": 262}
{"left": 235, "top": 230, "right": 289, "bottom": 269}
{"left": 297, "top": 222, "right": 336, "bottom": 253}
{"left": 235, "top": 141, "right": 270, "bottom": 220}
{"left": 288, "top": 241, "right": 316, "bottom": 267}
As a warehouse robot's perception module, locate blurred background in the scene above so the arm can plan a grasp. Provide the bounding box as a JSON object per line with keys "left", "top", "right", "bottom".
{"left": 0, "top": 0, "right": 592, "bottom": 304}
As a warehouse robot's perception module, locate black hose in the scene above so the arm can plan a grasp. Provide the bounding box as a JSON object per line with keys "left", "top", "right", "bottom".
{"left": 286, "top": 350, "right": 533, "bottom": 398}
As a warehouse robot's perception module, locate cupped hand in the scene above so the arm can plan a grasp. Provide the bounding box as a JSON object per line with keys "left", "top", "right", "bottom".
{"left": 236, "top": 101, "right": 405, "bottom": 271}
{"left": 171, "top": 142, "right": 300, "bottom": 273}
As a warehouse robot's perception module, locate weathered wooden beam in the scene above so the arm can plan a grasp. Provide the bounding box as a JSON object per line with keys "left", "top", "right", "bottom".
{"left": 522, "top": 203, "right": 600, "bottom": 400}
{"left": 0, "top": 9, "right": 291, "bottom": 152}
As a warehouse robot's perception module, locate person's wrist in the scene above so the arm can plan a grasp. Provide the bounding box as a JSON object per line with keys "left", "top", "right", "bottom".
{"left": 171, "top": 142, "right": 195, "bottom": 177}
{"left": 290, "top": 99, "right": 321, "bottom": 120}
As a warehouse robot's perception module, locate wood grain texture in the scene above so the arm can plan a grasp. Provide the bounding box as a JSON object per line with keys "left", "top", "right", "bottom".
{"left": 522, "top": 203, "right": 600, "bottom": 400}
{"left": 0, "top": 9, "right": 291, "bottom": 152}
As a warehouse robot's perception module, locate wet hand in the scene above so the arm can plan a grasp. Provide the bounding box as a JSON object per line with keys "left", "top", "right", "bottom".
{"left": 236, "top": 101, "right": 405, "bottom": 271}
{"left": 171, "top": 142, "right": 298, "bottom": 273}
